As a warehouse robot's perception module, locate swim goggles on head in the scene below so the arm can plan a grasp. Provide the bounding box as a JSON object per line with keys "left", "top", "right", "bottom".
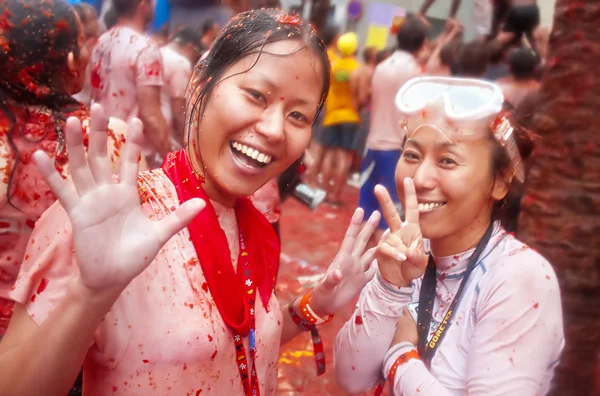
{"left": 395, "top": 76, "right": 525, "bottom": 182}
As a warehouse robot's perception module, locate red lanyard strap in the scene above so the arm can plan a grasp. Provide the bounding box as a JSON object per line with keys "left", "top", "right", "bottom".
{"left": 235, "top": 231, "right": 260, "bottom": 396}
{"left": 288, "top": 299, "right": 327, "bottom": 375}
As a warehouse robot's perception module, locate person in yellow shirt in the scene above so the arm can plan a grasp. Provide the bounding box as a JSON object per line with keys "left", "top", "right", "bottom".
{"left": 319, "top": 32, "right": 361, "bottom": 206}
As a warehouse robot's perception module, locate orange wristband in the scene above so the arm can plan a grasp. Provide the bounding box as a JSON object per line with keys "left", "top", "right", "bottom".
{"left": 387, "top": 349, "right": 421, "bottom": 383}
{"left": 300, "top": 291, "right": 333, "bottom": 325}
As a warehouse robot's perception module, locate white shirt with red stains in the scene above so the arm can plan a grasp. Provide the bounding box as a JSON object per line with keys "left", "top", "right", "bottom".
{"left": 90, "top": 27, "right": 163, "bottom": 153}
{"left": 334, "top": 223, "right": 564, "bottom": 395}
{"left": 10, "top": 168, "right": 283, "bottom": 395}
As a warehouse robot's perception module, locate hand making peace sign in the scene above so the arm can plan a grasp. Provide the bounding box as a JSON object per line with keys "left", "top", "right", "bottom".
{"left": 374, "top": 178, "right": 428, "bottom": 287}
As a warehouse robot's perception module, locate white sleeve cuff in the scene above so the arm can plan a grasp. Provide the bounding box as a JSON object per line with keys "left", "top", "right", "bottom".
{"left": 375, "top": 268, "right": 415, "bottom": 299}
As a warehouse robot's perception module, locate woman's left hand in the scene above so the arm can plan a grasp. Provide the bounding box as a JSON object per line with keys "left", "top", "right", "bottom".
{"left": 391, "top": 306, "right": 419, "bottom": 347}
{"left": 309, "top": 208, "right": 381, "bottom": 317}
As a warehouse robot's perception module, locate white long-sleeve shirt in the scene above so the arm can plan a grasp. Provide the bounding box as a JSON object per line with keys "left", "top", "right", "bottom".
{"left": 335, "top": 224, "right": 564, "bottom": 395}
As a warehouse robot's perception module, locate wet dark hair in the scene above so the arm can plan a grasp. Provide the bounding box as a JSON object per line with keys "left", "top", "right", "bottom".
{"left": 320, "top": 24, "right": 340, "bottom": 48}
{"left": 396, "top": 15, "right": 428, "bottom": 53}
{"left": 508, "top": 48, "right": 539, "bottom": 80}
{"left": 0, "top": 0, "right": 83, "bottom": 209}
{"left": 187, "top": 9, "right": 330, "bottom": 194}
{"left": 456, "top": 40, "right": 489, "bottom": 77}
{"left": 489, "top": 118, "right": 535, "bottom": 232}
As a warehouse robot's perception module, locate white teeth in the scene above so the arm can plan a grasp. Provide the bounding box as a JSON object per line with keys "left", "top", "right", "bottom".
{"left": 418, "top": 202, "right": 445, "bottom": 213}
{"left": 231, "top": 141, "right": 273, "bottom": 164}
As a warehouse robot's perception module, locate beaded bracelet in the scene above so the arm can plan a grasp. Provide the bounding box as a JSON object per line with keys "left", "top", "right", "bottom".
{"left": 288, "top": 298, "right": 327, "bottom": 375}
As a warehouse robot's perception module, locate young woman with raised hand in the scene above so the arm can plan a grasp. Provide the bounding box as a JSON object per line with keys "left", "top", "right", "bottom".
{"left": 0, "top": 9, "right": 380, "bottom": 396}
{"left": 335, "top": 76, "right": 563, "bottom": 395}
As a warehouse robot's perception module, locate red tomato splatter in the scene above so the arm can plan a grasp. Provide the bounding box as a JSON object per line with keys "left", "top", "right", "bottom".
{"left": 533, "top": 302, "right": 539, "bottom": 309}
{"left": 145, "top": 61, "right": 161, "bottom": 77}
{"left": 55, "top": 19, "right": 69, "bottom": 32}
{"left": 90, "top": 61, "right": 102, "bottom": 89}
{"left": 196, "top": 390, "right": 203, "bottom": 395}
{"left": 0, "top": 222, "right": 9, "bottom": 228}
{"left": 36, "top": 278, "right": 49, "bottom": 294}
{"left": 207, "top": 335, "right": 213, "bottom": 342}
{"left": 440, "top": 273, "right": 447, "bottom": 281}
{"left": 25, "top": 219, "right": 35, "bottom": 228}
{"left": 354, "top": 315, "right": 363, "bottom": 325}
{"left": 210, "top": 350, "right": 217, "bottom": 360}
{"left": 276, "top": 14, "right": 301, "bottom": 26}
{"left": 112, "top": 386, "right": 118, "bottom": 392}
{"left": 545, "top": 275, "right": 551, "bottom": 280}
{"left": 30, "top": 294, "right": 36, "bottom": 302}
{"left": 183, "top": 363, "right": 187, "bottom": 370}
{"left": 142, "top": 359, "right": 149, "bottom": 364}
{"left": 201, "top": 282, "right": 209, "bottom": 293}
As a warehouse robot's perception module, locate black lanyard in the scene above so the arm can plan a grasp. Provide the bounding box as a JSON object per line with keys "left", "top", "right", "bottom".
{"left": 416, "top": 222, "right": 495, "bottom": 367}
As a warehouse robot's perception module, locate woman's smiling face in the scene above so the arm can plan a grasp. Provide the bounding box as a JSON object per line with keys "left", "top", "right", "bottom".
{"left": 395, "top": 126, "right": 509, "bottom": 254}
{"left": 191, "top": 39, "right": 324, "bottom": 205}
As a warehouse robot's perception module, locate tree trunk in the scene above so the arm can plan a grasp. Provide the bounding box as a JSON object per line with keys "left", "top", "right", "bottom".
{"left": 517, "top": 1, "right": 600, "bottom": 395}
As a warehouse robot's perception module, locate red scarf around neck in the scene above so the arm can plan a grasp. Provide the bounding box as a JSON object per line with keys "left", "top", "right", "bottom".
{"left": 162, "top": 150, "right": 280, "bottom": 336}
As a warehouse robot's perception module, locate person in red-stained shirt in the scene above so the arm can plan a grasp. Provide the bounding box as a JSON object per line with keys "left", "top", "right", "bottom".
{"left": 0, "top": 0, "right": 129, "bottom": 339}
{"left": 91, "top": 0, "right": 171, "bottom": 167}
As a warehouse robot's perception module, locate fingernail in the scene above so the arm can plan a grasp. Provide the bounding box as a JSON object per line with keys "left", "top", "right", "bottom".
{"left": 396, "top": 252, "right": 407, "bottom": 261}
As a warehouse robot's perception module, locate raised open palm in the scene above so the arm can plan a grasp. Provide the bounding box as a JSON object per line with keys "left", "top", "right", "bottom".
{"left": 33, "top": 105, "right": 204, "bottom": 293}
{"left": 374, "top": 178, "right": 428, "bottom": 287}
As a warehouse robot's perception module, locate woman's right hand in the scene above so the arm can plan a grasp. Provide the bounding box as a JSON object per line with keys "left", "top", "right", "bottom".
{"left": 374, "top": 178, "right": 428, "bottom": 287}
{"left": 33, "top": 104, "right": 205, "bottom": 296}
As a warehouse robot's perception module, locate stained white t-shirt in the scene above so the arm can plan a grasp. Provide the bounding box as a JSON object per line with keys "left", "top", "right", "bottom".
{"left": 90, "top": 27, "right": 164, "bottom": 152}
